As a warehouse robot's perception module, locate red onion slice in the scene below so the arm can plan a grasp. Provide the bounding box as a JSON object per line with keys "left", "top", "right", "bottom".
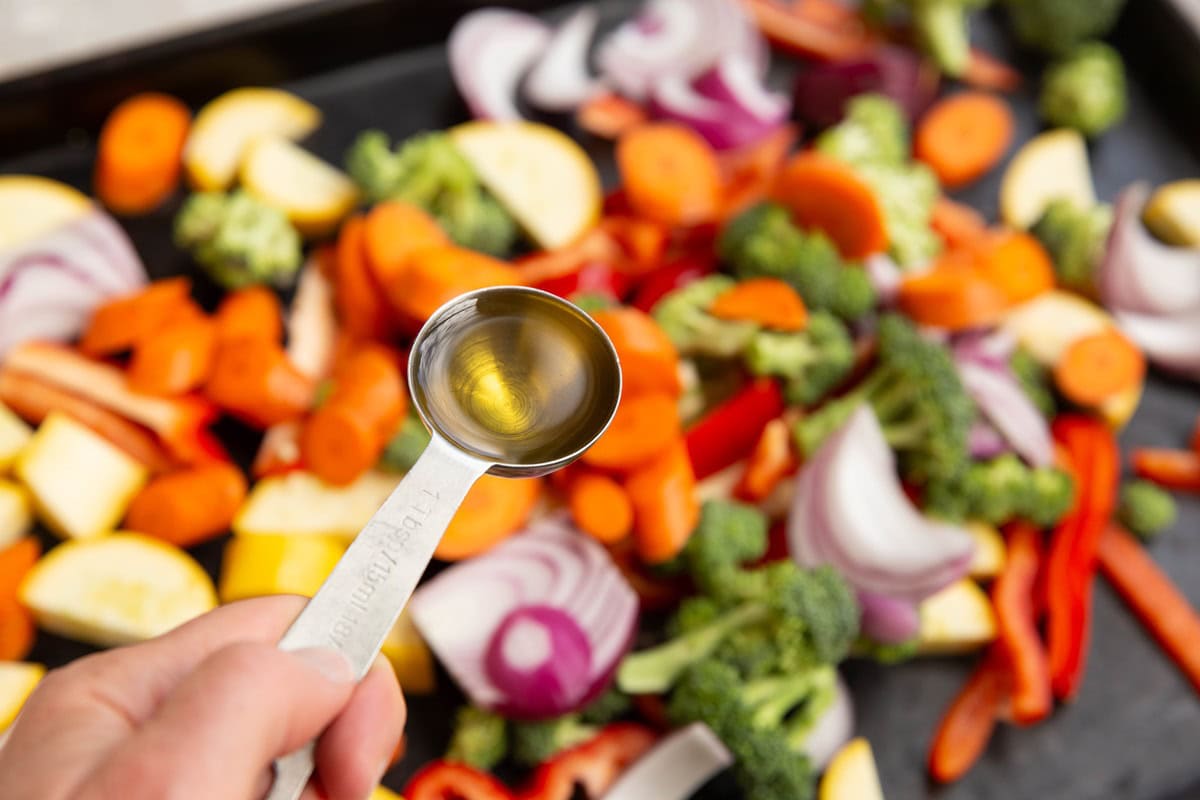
{"left": 649, "top": 75, "right": 781, "bottom": 151}
{"left": 693, "top": 54, "right": 790, "bottom": 124}
{"left": 793, "top": 46, "right": 939, "bottom": 129}
{"left": 956, "top": 360, "right": 1054, "bottom": 468}
{"left": 601, "top": 723, "right": 733, "bottom": 800}
{"left": 486, "top": 605, "right": 593, "bottom": 718}
{"left": 524, "top": 6, "right": 603, "bottom": 112}
{"left": 410, "top": 516, "right": 638, "bottom": 718}
{"left": 798, "top": 675, "right": 855, "bottom": 771}
{"left": 968, "top": 420, "right": 1011, "bottom": 459}
{"left": 858, "top": 591, "right": 919, "bottom": 644}
{"left": 1115, "top": 308, "right": 1200, "bottom": 380}
{"left": 449, "top": 9, "right": 551, "bottom": 121}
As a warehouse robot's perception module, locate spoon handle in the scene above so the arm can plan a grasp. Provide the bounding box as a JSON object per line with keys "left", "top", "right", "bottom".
{"left": 265, "top": 435, "right": 490, "bottom": 800}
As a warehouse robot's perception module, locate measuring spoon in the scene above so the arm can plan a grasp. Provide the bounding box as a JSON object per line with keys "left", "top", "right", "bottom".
{"left": 266, "top": 286, "right": 622, "bottom": 800}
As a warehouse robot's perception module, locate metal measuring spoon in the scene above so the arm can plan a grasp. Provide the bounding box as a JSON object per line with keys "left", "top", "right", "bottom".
{"left": 266, "top": 286, "right": 622, "bottom": 800}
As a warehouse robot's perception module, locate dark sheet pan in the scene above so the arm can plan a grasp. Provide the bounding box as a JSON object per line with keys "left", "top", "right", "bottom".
{"left": 4, "top": 2, "right": 1200, "bottom": 798}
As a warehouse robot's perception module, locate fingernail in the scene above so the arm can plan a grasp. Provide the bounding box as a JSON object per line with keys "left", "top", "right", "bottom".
{"left": 292, "top": 647, "right": 355, "bottom": 684}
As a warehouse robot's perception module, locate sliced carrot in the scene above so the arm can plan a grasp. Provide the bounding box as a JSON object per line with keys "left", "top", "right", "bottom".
{"left": 974, "top": 231, "right": 1056, "bottom": 305}
{"left": 1053, "top": 329, "right": 1146, "bottom": 408}
{"left": 205, "top": 338, "right": 315, "bottom": 428}
{"left": 928, "top": 648, "right": 1010, "bottom": 784}
{"left": 624, "top": 439, "right": 699, "bottom": 564}
{"left": 394, "top": 245, "right": 523, "bottom": 323}
{"left": 214, "top": 286, "right": 283, "bottom": 344}
{"left": 916, "top": 92, "right": 1015, "bottom": 190}
{"left": 963, "top": 48, "right": 1022, "bottom": 94}
{"left": 364, "top": 201, "right": 449, "bottom": 301}
{"left": 128, "top": 314, "right": 218, "bottom": 396}
{"left": 0, "top": 538, "right": 41, "bottom": 604}
{"left": 710, "top": 278, "right": 808, "bottom": 332}
{"left": 718, "top": 125, "right": 798, "bottom": 219}
{"left": 898, "top": 263, "right": 1011, "bottom": 331}
{"left": 736, "top": 418, "right": 798, "bottom": 502}
{"left": 931, "top": 197, "right": 988, "bottom": 249}
{"left": 125, "top": 462, "right": 247, "bottom": 548}
{"left": 616, "top": 124, "right": 723, "bottom": 228}
{"left": 772, "top": 152, "right": 888, "bottom": 259}
{"left": 568, "top": 472, "right": 635, "bottom": 544}
{"left": 1131, "top": 449, "right": 1200, "bottom": 492}
{"left": 583, "top": 392, "right": 681, "bottom": 472}
{"left": 94, "top": 92, "right": 191, "bottom": 215}
{"left": 80, "top": 277, "right": 192, "bottom": 356}
{"left": 436, "top": 476, "right": 542, "bottom": 561}
{"left": 326, "top": 346, "right": 407, "bottom": 439}
{"left": 576, "top": 92, "right": 648, "bottom": 140}
{"left": 742, "top": 0, "right": 876, "bottom": 62}
{"left": 590, "top": 307, "right": 682, "bottom": 397}
{"left": 334, "top": 214, "right": 392, "bottom": 340}
{"left": 0, "top": 600, "right": 34, "bottom": 662}
{"left": 0, "top": 369, "right": 174, "bottom": 473}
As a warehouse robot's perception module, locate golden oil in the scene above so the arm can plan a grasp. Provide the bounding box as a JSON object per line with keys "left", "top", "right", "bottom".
{"left": 411, "top": 290, "right": 619, "bottom": 466}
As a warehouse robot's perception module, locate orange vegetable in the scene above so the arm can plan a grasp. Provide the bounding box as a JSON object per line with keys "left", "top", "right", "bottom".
{"left": 334, "top": 214, "right": 392, "bottom": 340}
{"left": 607, "top": 538, "right": 689, "bottom": 611}
{"left": 0, "top": 600, "right": 34, "bottom": 662}
{"left": 916, "top": 92, "right": 1015, "bottom": 190}
{"left": 771, "top": 152, "right": 888, "bottom": 259}
{"left": 436, "top": 475, "right": 542, "bottom": 561}
{"left": 394, "top": 245, "right": 523, "bottom": 323}
{"left": 928, "top": 648, "right": 1010, "bottom": 784}
{"left": 128, "top": 315, "right": 217, "bottom": 396}
{"left": 992, "top": 522, "right": 1051, "bottom": 725}
{"left": 583, "top": 392, "right": 681, "bottom": 472}
{"left": 1191, "top": 415, "right": 1200, "bottom": 455}
{"left": 364, "top": 201, "right": 448, "bottom": 298}
{"left": 0, "top": 538, "right": 40, "bottom": 603}
{"left": 616, "top": 124, "right": 723, "bottom": 227}
{"left": 963, "top": 48, "right": 1022, "bottom": 94}
{"left": 931, "top": 197, "right": 988, "bottom": 248}
{"left": 1053, "top": 329, "right": 1145, "bottom": 408}
{"left": 742, "top": 0, "right": 876, "bottom": 62}
{"left": 214, "top": 286, "right": 283, "bottom": 344}
{"left": 624, "top": 439, "right": 699, "bottom": 564}
{"left": 974, "top": 231, "right": 1056, "bottom": 305}
{"left": 94, "top": 92, "right": 191, "bottom": 215}
{"left": 568, "top": 472, "right": 635, "bottom": 544}
{"left": 205, "top": 338, "right": 315, "bottom": 428}
{"left": 125, "top": 463, "right": 247, "bottom": 548}
{"left": 1098, "top": 525, "right": 1200, "bottom": 695}
{"left": 599, "top": 216, "right": 669, "bottom": 275}
{"left": 576, "top": 92, "right": 648, "bottom": 140}
{"left": 1131, "top": 448, "right": 1200, "bottom": 492}
{"left": 516, "top": 228, "right": 625, "bottom": 286}
{"left": 736, "top": 418, "right": 798, "bottom": 502}
{"left": 710, "top": 278, "right": 808, "bottom": 332}
{"left": 80, "top": 277, "right": 192, "bottom": 356}
{"left": 718, "top": 125, "right": 798, "bottom": 219}
{"left": 0, "top": 369, "right": 174, "bottom": 473}
{"left": 898, "top": 263, "right": 1011, "bottom": 331}
{"left": 590, "top": 307, "right": 681, "bottom": 397}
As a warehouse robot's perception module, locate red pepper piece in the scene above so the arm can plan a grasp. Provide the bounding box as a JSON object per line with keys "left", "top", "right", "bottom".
{"left": 927, "top": 647, "right": 1011, "bottom": 784}
{"left": 518, "top": 723, "right": 657, "bottom": 800}
{"left": 404, "top": 761, "right": 515, "bottom": 800}
{"left": 684, "top": 379, "right": 785, "bottom": 480}
{"left": 1132, "top": 448, "right": 1200, "bottom": 492}
{"left": 993, "top": 522, "right": 1051, "bottom": 725}
{"left": 535, "top": 261, "right": 633, "bottom": 304}
{"left": 631, "top": 257, "right": 717, "bottom": 313}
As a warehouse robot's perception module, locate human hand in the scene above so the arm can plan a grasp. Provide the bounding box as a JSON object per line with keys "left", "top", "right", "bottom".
{"left": 0, "top": 595, "right": 405, "bottom": 800}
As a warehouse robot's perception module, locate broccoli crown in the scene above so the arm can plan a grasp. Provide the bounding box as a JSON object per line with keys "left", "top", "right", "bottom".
{"left": 652, "top": 275, "right": 760, "bottom": 358}
{"left": 815, "top": 94, "right": 910, "bottom": 167}
{"left": 1040, "top": 42, "right": 1128, "bottom": 138}
{"left": 854, "top": 634, "right": 920, "bottom": 664}
{"left": 445, "top": 706, "right": 509, "bottom": 771}
{"left": 744, "top": 312, "right": 857, "bottom": 407}
{"left": 174, "top": 190, "right": 302, "bottom": 290}
{"left": 685, "top": 500, "right": 771, "bottom": 597}
{"left": 1010, "top": 348, "right": 1058, "bottom": 420}
{"left": 509, "top": 715, "right": 597, "bottom": 768}
{"left": 1118, "top": 480, "right": 1178, "bottom": 541}
{"left": 578, "top": 686, "right": 633, "bottom": 726}
{"left": 345, "top": 129, "right": 518, "bottom": 256}
{"left": 1003, "top": 0, "right": 1128, "bottom": 56}
{"left": 1031, "top": 199, "right": 1114, "bottom": 295}
{"left": 794, "top": 314, "right": 974, "bottom": 486}
{"left": 719, "top": 204, "right": 879, "bottom": 320}
{"left": 923, "top": 453, "right": 1077, "bottom": 527}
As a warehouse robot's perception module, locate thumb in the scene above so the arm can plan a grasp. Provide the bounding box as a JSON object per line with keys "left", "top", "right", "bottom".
{"left": 81, "top": 642, "right": 356, "bottom": 800}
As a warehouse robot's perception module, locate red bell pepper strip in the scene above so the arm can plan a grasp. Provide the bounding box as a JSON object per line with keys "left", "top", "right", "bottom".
{"left": 1098, "top": 525, "right": 1200, "bottom": 695}
{"left": 536, "top": 261, "right": 633, "bottom": 304}
{"left": 600, "top": 216, "right": 669, "bottom": 277}
{"left": 1131, "top": 448, "right": 1200, "bottom": 492}
{"left": 927, "top": 647, "right": 1011, "bottom": 784}
{"left": 992, "top": 522, "right": 1051, "bottom": 725}
{"left": 1045, "top": 415, "right": 1119, "bottom": 702}
{"left": 684, "top": 379, "right": 785, "bottom": 480}
{"left": 518, "top": 723, "right": 657, "bottom": 800}
{"left": 742, "top": 0, "right": 877, "bottom": 62}
{"left": 630, "top": 257, "right": 715, "bottom": 312}
{"left": 404, "top": 762, "right": 515, "bottom": 800}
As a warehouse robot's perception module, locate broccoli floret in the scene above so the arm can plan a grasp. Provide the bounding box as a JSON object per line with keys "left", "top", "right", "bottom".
{"left": 815, "top": 94, "right": 910, "bottom": 167}
{"left": 379, "top": 410, "right": 431, "bottom": 472}
{"left": 854, "top": 635, "right": 920, "bottom": 664}
{"left": 174, "top": 190, "right": 302, "bottom": 290}
{"left": 445, "top": 706, "right": 508, "bottom": 771}
{"left": 510, "top": 715, "right": 598, "bottom": 767}
{"left": 1003, "top": 0, "right": 1128, "bottom": 56}
{"left": 924, "top": 454, "right": 1077, "bottom": 526}
{"left": 685, "top": 500, "right": 771, "bottom": 598}
{"left": 744, "top": 312, "right": 857, "bottom": 407}
{"left": 866, "top": 0, "right": 990, "bottom": 76}
{"left": 579, "top": 687, "right": 633, "bottom": 725}
{"left": 794, "top": 314, "right": 974, "bottom": 486}
{"left": 652, "top": 276, "right": 760, "bottom": 358}
{"left": 1031, "top": 199, "right": 1114, "bottom": 295}
{"left": 1040, "top": 43, "right": 1128, "bottom": 138}
{"left": 719, "top": 204, "right": 879, "bottom": 320}
{"left": 345, "top": 129, "right": 518, "bottom": 256}
{"left": 1010, "top": 348, "right": 1057, "bottom": 420}
{"left": 1118, "top": 480, "right": 1178, "bottom": 541}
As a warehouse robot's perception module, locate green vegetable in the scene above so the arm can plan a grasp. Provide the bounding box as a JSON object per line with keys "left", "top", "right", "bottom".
{"left": 743, "top": 312, "right": 856, "bottom": 407}
{"left": 793, "top": 314, "right": 974, "bottom": 487}
{"left": 570, "top": 292, "right": 617, "bottom": 313}
{"left": 865, "top": 0, "right": 990, "bottom": 76}
{"left": 1002, "top": 0, "right": 1128, "bottom": 56}
{"left": 853, "top": 635, "right": 920, "bottom": 664}
{"left": 174, "top": 190, "right": 302, "bottom": 290}
{"left": 510, "top": 715, "right": 599, "bottom": 767}
{"left": 445, "top": 706, "right": 508, "bottom": 771}
{"left": 345, "top": 129, "right": 518, "bottom": 256}
{"left": 815, "top": 94, "right": 910, "bottom": 167}
{"left": 1118, "top": 479, "right": 1178, "bottom": 541}
{"left": 1030, "top": 198, "right": 1114, "bottom": 296}
{"left": 1040, "top": 43, "right": 1128, "bottom": 138}
{"left": 652, "top": 276, "right": 760, "bottom": 358}
{"left": 1010, "top": 348, "right": 1057, "bottom": 420}
{"left": 379, "top": 411, "right": 431, "bottom": 472}
{"left": 923, "top": 453, "right": 1076, "bottom": 527}
{"left": 579, "top": 687, "right": 633, "bottom": 725}
{"left": 718, "top": 204, "right": 878, "bottom": 321}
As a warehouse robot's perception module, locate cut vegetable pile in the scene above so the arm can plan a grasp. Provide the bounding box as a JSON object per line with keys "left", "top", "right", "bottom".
{"left": 4, "top": 0, "right": 1200, "bottom": 797}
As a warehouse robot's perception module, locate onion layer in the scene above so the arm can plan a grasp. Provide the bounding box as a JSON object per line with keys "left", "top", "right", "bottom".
{"left": 956, "top": 359, "right": 1053, "bottom": 468}
{"left": 449, "top": 9, "right": 550, "bottom": 121}
{"left": 858, "top": 591, "right": 919, "bottom": 644}
{"left": 485, "top": 605, "right": 593, "bottom": 719}
{"left": 601, "top": 723, "right": 733, "bottom": 800}
{"left": 524, "top": 6, "right": 603, "bottom": 112}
